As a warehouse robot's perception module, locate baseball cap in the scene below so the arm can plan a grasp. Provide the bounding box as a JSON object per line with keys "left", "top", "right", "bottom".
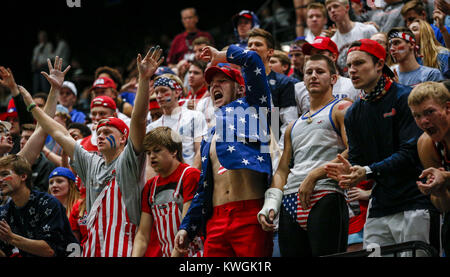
{"left": 55, "top": 104, "right": 72, "bottom": 120}
{"left": 0, "top": 120, "right": 11, "bottom": 132}
{"left": 48, "top": 167, "right": 76, "bottom": 182}
{"left": 91, "top": 96, "right": 117, "bottom": 111}
{"left": 91, "top": 76, "right": 117, "bottom": 90}
{"left": 204, "top": 64, "right": 245, "bottom": 87}
{"left": 302, "top": 37, "right": 339, "bottom": 58}
{"left": 96, "top": 117, "right": 129, "bottom": 138}
{"left": 347, "top": 39, "right": 395, "bottom": 78}
{"left": 154, "top": 66, "right": 175, "bottom": 77}
{"left": 62, "top": 81, "right": 78, "bottom": 96}
{"left": 0, "top": 98, "right": 18, "bottom": 121}
{"left": 232, "top": 10, "right": 254, "bottom": 27}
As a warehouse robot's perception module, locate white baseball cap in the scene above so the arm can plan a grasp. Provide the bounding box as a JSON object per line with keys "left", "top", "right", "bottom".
{"left": 62, "top": 81, "right": 78, "bottom": 96}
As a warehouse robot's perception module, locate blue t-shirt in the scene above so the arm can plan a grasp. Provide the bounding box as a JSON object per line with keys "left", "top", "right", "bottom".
{"left": 397, "top": 65, "right": 444, "bottom": 87}
{"left": 69, "top": 108, "right": 86, "bottom": 124}
{"left": 432, "top": 24, "right": 450, "bottom": 48}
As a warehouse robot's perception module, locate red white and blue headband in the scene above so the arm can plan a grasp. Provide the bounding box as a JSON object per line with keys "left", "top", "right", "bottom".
{"left": 388, "top": 32, "right": 416, "bottom": 44}
{"left": 154, "top": 77, "right": 182, "bottom": 92}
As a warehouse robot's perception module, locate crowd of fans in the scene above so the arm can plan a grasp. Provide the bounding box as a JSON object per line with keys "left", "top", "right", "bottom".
{"left": 0, "top": 0, "right": 449, "bottom": 258}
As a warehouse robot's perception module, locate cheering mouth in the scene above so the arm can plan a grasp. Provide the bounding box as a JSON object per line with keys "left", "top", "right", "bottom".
{"left": 213, "top": 90, "right": 224, "bottom": 101}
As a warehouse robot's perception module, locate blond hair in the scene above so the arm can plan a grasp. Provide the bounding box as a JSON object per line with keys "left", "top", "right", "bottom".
{"left": 325, "top": 0, "right": 349, "bottom": 7}
{"left": 413, "top": 19, "right": 446, "bottom": 70}
{"left": 307, "top": 2, "right": 327, "bottom": 18}
{"left": 408, "top": 82, "right": 450, "bottom": 107}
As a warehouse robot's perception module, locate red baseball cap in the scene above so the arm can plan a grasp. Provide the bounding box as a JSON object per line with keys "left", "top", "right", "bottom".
{"left": 348, "top": 39, "right": 395, "bottom": 78}
{"left": 96, "top": 117, "right": 129, "bottom": 138}
{"left": 232, "top": 10, "right": 253, "bottom": 27}
{"left": 204, "top": 65, "right": 245, "bottom": 88}
{"left": 0, "top": 98, "right": 18, "bottom": 121}
{"left": 91, "top": 77, "right": 117, "bottom": 90}
{"left": 91, "top": 96, "right": 117, "bottom": 110}
{"left": 302, "top": 37, "right": 339, "bottom": 58}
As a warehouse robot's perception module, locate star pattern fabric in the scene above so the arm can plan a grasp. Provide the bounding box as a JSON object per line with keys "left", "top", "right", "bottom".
{"left": 180, "top": 45, "right": 273, "bottom": 240}
{"left": 0, "top": 190, "right": 78, "bottom": 257}
{"left": 282, "top": 191, "right": 333, "bottom": 230}
{"left": 154, "top": 76, "right": 182, "bottom": 92}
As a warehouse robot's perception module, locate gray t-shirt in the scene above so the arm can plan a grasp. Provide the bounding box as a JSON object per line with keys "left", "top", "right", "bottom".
{"left": 70, "top": 138, "right": 146, "bottom": 225}
{"left": 392, "top": 65, "right": 444, "bottom": 87}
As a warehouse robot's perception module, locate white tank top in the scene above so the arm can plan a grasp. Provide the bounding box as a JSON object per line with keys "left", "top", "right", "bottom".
{"left": 284, "top": 98, "right": 346, "bottom": 195}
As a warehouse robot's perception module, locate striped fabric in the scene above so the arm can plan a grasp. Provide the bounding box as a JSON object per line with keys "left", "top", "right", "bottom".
{"left": 83, "top": 177, "right": 137, "bottom": 257}
{"left": 283, "top": 190, "right": 334, "bottom": 230}
{"left": 150, "top": 167, "right": 203, "bottom": 257}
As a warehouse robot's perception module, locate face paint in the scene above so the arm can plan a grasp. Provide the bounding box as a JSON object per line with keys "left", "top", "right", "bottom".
{"left": 106, "top": 135, "right": 116, "bottom": 149}
{"left": 0, "top": 175, "right": 14, "bottom": 196}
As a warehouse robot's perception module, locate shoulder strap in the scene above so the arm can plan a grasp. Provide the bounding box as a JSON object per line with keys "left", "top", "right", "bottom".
{"left": 149, "top": 176, "right": 159, "bottom": 206}
{"left": 173, "top": 166, "right": 193, "bottom": 198}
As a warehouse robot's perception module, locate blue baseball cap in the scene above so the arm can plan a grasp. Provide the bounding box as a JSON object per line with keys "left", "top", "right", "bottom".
{"left": 48, "top": 167, "right": 76, "bottom": 182}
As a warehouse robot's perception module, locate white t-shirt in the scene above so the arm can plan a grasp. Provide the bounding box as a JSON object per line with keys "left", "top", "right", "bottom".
{"left": 146, "top": 107, "right": 208, "bottom": 165}
{"left": 195, "top": 96, "right": 216, "bottom": 129}
{"left": 332, "top": 22, "right": 378, "bottom": 75}
{"left": 294, "top": 76, "right": 360, "bottom": 115}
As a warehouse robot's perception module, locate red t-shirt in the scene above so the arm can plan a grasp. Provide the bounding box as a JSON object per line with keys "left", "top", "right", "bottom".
{"left": 141, "top": 163, "right": 200, "bottom": 257}
{"left": 69, "top": 198, "right": 88, "bottom": 247}
{"left": 80, "top": 135, "right": 98, "bottom": 153}
{"left": 142, "top": 163, "right": 200, "bottom": 213}
{"left": 167, "top": 31, "right": 214, "bottom": 65}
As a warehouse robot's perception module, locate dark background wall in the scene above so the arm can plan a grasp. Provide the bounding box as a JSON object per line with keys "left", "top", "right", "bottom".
{"left": 1, "top": 0, "right": 295, "bottom": 93}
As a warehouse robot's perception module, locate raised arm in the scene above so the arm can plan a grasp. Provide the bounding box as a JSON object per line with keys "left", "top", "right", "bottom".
{"left": 18, "top": 84, "right": 76, "bottom": 160}
{"left": 130, "top": 46, "right": 164, "bottom": 153}
{"left": 18, "top": 57, "right": 71, "bottom": 165}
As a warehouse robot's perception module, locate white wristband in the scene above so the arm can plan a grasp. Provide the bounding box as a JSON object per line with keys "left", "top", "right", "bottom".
{"left": 257, "top": 188, "right": 283, "bottom": 224}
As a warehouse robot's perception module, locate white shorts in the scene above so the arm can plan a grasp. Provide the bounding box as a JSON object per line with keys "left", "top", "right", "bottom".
{"left": 363, "top": 200, "right": 432, "bottom": 257}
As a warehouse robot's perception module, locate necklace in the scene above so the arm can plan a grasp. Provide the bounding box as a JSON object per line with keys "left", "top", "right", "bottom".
{"left": 305, "top": 97, "right": 336, "bottom": 124}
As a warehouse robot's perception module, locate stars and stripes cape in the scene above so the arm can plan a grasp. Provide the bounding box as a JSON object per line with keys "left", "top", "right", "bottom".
{"left": 179, "top": 45, "right": 273, "bottom": 240}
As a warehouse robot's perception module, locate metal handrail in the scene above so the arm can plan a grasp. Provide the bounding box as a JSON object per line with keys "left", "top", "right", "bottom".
{"left": 322, "top": 241, "right": 439, "bottom": 257}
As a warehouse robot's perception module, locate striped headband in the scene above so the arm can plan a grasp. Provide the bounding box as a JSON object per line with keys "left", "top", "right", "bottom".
{"left": 154, "top": 77, "right": 182, "bottom": 91}
{"left": 388, "top": 32, "right": 416, "bottom": 44}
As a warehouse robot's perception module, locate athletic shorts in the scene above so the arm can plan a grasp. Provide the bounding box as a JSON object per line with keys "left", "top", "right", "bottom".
{"left": 203, "top": 199, "right": 273, "bottom": 257}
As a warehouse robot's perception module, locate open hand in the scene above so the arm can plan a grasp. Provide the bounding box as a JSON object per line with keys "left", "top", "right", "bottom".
{"left": 41, "top": 56, "right": 71, "bottom": 90}
{"left": 324, "top": 154, "right": 351, "bottom": 181}
{"left": 137, "top": 45, "right": 164, "bottom": 80}
{"left": 0, "top": 67, "right": 18, "bottom": 95}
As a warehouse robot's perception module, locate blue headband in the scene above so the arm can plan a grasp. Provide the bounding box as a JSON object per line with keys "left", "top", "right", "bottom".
{"left": 48, "top": 167, "right": 76, "bottom": 182}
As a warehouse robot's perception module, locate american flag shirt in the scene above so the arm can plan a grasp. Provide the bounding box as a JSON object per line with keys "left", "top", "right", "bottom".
{"left": 180, "top": 45, "right": 273, "bottom": 240}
